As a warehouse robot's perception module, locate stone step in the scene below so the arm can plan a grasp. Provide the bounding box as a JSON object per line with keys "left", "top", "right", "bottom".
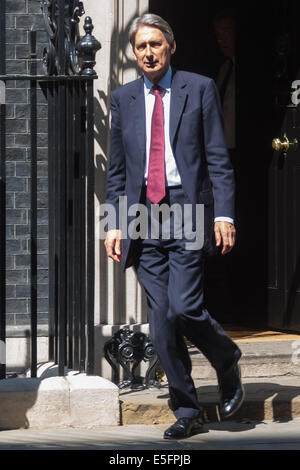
{"left": 120, "top": 340, "right": 300, "bottom": 425}
{"left": 120, "top": 375, "right": 300, "bottom": 425}
{"left": 190, "top": 340, "right": 300, "bottom": 379}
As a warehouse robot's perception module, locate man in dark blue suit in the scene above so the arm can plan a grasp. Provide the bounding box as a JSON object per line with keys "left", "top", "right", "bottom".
{"left": 104, "top": 13, "right": 244, "bottom": 439}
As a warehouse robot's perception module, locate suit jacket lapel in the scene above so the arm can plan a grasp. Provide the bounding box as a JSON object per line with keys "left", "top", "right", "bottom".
{"left": 170, "top": 70, "right": 188, "bottom": 144}
{"left": 130, "top": 78, "right": 146, "bottom": 169}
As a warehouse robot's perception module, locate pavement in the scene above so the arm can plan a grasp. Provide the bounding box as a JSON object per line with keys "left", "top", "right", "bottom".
{"left": 0, "top": 419, "right": 299, "bottom": 450}
{"left": 1, "top": 332, "right": 300, "bottom": 452}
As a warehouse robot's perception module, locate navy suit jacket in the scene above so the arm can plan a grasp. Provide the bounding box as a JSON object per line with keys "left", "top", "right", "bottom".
{"left": 105, "top": 69, "right": 235, "bottom": 270}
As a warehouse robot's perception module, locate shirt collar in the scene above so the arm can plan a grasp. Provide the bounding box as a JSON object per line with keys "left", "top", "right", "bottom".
{"left": 144, "top": 66, "right": 172, "bottom": 94}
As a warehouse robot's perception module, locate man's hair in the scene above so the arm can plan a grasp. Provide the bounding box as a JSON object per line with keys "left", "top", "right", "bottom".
{"left": 129, "top": 13, "right": 174, "bottom": 47}
{"left": 213, "top": 8, "right": 236, "bottom": 25}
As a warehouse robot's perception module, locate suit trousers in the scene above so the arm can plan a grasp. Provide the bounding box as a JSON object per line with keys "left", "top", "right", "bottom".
{"left": 131, "top": 186, "right": 241, "bottom": 419}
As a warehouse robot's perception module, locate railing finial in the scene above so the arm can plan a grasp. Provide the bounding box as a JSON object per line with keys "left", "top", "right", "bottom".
{"left": 76, "top": 16, "right": 101, "bottom": 76}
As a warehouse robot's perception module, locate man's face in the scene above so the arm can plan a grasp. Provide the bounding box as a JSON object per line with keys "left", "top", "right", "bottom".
{"left": 214, "top": 17, "right": 235, "bottom": 58}
{"left": 133, "top": 25, "right": 176, "bottom": 83}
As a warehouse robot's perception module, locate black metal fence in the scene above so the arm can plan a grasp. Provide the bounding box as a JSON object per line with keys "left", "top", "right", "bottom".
{"left": 0, "top": 0, "right": 100, "bottom": 378}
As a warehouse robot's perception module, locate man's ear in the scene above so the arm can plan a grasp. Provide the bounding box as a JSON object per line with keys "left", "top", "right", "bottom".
{"left": 171, "top": 40, "right": 176, "bottom": 55}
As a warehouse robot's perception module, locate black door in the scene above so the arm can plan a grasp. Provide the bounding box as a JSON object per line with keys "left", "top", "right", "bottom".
{"left": 148, "top": 0, "right": 300, "bottom": 331}
{"left": 268, "top": 97, "right": 300, "bottom": 331}
{"left": 263, "top": 2, "right": 300, "bottom": 331}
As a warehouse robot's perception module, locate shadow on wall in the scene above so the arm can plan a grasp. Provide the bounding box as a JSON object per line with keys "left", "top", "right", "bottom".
{"left": 93, "top": 13, "right": 145, "bottom": 326}
{"left": 94, "top": 14, "right": 139, "bottom": 207}
{"left": 94, "top": 13, "right": 139, "bottom": 207}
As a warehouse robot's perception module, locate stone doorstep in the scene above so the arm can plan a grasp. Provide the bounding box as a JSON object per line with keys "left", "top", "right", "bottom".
{"left": 120, "top": 375, "right": 300, "bottom": 425}
{"left": 0, "top": 370, "right": 120, "bottom": 431}
{"left": 190, "top": 340, "right": 300, "bottom": 379}
{"left": 120, "top": 340, "right": 300, "bottom": 425}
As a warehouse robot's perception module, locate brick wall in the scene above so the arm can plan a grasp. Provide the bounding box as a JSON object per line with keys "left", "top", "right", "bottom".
{"left": 4, "top": 0, "right": 49, "bottom": 326}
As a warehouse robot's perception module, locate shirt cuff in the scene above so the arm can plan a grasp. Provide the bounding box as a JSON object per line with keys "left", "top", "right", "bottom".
{"left": 214, "top": 217, "right": 234, "bottom": 225}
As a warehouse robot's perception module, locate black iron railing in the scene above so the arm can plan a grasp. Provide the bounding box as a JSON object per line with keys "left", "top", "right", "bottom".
{"left": 0, "top": 0, "right": 6, "bottom": 381}
{"left": 0, "top": 0, "right": 100, "bottom": 378}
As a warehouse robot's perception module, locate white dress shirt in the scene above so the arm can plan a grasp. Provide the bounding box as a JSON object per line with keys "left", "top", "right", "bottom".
{"left": 143, "top": 67, "right": 234, "bottom": 225}
{"left": 144, "top": 67, "right": 180, "bottom": 186}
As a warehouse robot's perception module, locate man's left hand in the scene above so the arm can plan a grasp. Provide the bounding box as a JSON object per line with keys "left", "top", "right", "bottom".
{"left": 214, "top": 221, "right": 236, "bottom": 255}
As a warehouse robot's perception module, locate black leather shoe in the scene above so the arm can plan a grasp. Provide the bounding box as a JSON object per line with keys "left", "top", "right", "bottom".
{"left": 218, "top": 364, "right": 245, "bottom": 420}
{"left": 163, "top": 417, "right": 205, "bottom": 440}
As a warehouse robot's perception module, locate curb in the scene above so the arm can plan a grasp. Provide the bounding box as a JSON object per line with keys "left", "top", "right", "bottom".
{"left": 0, "top": 367, "right": 120, "bottom": 430}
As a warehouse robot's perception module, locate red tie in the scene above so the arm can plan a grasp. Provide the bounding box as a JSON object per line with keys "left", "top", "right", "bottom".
{"left": 146, "top": 85, "right": 166, "bottom": 204}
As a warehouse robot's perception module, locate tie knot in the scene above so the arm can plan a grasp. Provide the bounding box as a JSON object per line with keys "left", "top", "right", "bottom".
{"left": 152, "top": 84, "right": 164, "bottom": 96}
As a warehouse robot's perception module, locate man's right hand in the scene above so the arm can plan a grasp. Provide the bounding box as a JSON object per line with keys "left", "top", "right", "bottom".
{"left": 104, "top": 229, "right": 122, "bottom": 263}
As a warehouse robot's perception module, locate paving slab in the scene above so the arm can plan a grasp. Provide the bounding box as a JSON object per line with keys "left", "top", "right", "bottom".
{"left": 0, "top": 419, "right": 299, "bottom": 450}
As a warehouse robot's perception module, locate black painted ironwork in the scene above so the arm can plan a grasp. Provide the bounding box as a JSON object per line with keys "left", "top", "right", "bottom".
{"left": 42, "top": 0, "right": 85, "bottom": 75}
{"left": 0, "top": 0, "right": 6, "bottom": 380}
{"left": 104, "top": 328, "right": 161, "bottom": 390}
{"left": 30, "top": 29, "right": 38, "bottom": 378}
{"left": 0, "top": 0, "right": 100, "bottom": 379}
{"left": 77, "top": 16, "right": 101, "bottom": 76}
